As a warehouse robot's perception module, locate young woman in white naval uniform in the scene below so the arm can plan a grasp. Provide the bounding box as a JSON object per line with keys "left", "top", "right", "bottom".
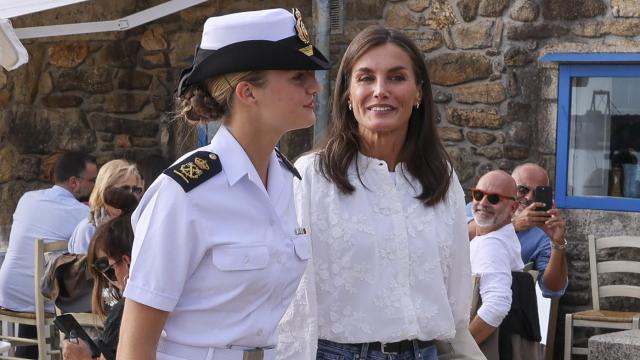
{"left": 116, "top": 8, "right": 329, "bottom": 360}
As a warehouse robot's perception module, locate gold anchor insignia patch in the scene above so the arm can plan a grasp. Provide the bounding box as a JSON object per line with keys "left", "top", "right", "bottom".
{"left": 164, "top": 151, "right": 222, "bottom": 192}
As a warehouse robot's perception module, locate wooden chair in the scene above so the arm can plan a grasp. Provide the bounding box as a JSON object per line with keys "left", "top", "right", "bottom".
{"left": 0, "top": 239, "right": 66, "bottom": 359}
{"left": 564, "top": 235, "right": 640, "bottom": 359}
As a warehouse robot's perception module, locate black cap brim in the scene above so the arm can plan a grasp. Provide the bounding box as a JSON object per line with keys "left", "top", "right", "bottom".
{"left": 177, "top": 37, "right": 330, "bottom": 96}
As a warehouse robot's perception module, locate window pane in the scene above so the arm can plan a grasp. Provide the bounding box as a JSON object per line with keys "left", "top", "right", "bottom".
{"left": 568, "top": 77, "right": 640, "bottom": 198}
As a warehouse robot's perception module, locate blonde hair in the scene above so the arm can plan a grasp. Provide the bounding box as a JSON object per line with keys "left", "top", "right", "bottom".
{"left": 89, "top": 159, "right": 141, "bottom": 215}
{"left": 175, "top": 71, "right": 266, "bottom": 124}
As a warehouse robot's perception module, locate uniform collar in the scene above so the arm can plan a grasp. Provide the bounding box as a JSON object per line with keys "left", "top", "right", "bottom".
{"left": 210, "top": 126, "right": 281, "bottom": 188}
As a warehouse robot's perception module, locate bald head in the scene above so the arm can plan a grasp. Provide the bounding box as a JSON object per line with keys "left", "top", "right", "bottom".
{"left": 477, "top": 170, "right": 517, "bottom": 199}
{"left": 511, "top": 163, "right": 550, "bottom": 212}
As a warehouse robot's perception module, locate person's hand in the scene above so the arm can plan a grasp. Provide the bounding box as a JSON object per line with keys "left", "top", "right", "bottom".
{"left": 542, "top": 207, "right": 566, "bottom": 246}
{"left": 512, "top": 202, "right": 551, "bottom": 231}
{"left": 62, "top": 338, "right": 93, "bottom": 360}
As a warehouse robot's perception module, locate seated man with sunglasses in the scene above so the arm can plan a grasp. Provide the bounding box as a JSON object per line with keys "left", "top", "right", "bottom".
{"left": 467, "top": 163, "right": 568, "bottom": 299}
{"left": 468, "top": 170, "right": 525, "bottom": 352}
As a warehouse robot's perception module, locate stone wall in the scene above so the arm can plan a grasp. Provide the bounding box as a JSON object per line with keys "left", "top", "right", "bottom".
{"left": 3, "top": 0, "right": 640, "bottom": 357}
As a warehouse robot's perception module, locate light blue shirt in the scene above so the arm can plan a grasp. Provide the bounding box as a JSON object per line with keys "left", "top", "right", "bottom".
{"left": 466, "top": 202, "right": 567, "bottom": 298}
{"left": 0, "top": 186, "right": 89, "bottom": 312}
{"left": 67, "top": 217, "right": 96, "bottom": 254}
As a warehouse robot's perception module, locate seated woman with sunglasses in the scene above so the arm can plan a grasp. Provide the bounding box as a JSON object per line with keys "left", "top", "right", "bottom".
{"left": 468, "top": 170, "right": 524, "bottom": 357}
{"left": 68, "top": 159, "right": 143, "bottom": 255}
{"left": 62, "top": 187, "right": 138, "bottom": 360}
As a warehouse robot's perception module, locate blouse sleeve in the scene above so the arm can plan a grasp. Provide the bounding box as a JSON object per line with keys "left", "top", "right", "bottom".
{"left": 446, "top": 170, "right": 473, "bottom": 331}
{"left": 277, "top": 155, "right": 319, "bottom": 360}
{"left": 123, "top": 177, "right": 205, "bottom": 312}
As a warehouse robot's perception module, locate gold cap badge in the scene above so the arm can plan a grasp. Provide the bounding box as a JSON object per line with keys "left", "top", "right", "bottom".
{"left": 293, "top": 8, "right": 310, "bottom": 45}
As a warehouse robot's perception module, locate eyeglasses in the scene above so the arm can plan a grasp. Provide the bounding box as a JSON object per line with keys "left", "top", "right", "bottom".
{"left": 471, "top": 188, "right": 516, "bottom": 205}
{"left": 93, "top": 257, "right": 123, "bottom": 282}
{"left": 118, "top": 185, "right": 143, "bottom": 196}
{"left": 517, "top": 185, "right": 531, "bottom": 196}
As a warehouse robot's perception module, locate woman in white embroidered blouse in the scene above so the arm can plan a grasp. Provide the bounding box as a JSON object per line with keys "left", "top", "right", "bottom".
{"left": 278, "top": 26, "right": 476, "bottom": 360}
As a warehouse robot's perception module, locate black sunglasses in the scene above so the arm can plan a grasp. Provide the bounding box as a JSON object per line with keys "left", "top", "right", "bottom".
{"left": 118, "top": 185, "right": 143, "bottom": 196}
{"left": 93, "top": 257, "right": 122, "bottom": 282}
{"left": 471, "top": 188, "right": 516, "bottom": 205}
{"left": 517, "top": 185, "right": 531, "bottom": 196}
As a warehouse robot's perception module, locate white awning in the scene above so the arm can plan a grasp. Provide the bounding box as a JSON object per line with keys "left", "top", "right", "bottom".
{"left": 0, "top": 0, "right": 88, "bottom": 19}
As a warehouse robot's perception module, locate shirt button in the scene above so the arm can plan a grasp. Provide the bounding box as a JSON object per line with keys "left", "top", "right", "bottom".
{"left": 243, "top": 256, "right": 250, "bottom": 264}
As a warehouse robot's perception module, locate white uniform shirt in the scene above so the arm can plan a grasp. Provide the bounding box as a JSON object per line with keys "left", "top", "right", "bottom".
{"left": 0, "top": 185, "right": 88, "bottom": 312}
{"left": 277, "top": 153, "right": 471, "bottom": 360}
{"left": 124, "top": 126, "right": 311, "bottom": 349}
{"left": 470, "top": 223, "right": 525, "bottom": 327}
{"left": 67, "top": 217, "right": 95, "bottom": 254}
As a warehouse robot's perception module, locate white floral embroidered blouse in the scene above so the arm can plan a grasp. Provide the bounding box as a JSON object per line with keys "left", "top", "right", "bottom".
{"left": 277, "top": 152, "right": 471, "bottom": 360}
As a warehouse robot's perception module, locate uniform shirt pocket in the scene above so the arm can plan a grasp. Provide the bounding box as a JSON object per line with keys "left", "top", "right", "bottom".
{"left": 291, "top": 234, "right": 311, "bottom": 260}
{"left": 212, "top": 245, "right": 270, "bottom": 271}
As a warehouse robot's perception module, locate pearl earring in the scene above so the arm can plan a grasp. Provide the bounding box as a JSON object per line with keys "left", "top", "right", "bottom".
{"left": 348, "top": 102, "right": 352, "bottom": 111}
{"left": 416, "top": 102, "right": 420, "bottom": 109}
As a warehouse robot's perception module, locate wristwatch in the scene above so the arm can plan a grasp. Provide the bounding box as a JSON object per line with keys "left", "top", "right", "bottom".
{"left": 551, "top": 238, "right": 567, "bottom": 251}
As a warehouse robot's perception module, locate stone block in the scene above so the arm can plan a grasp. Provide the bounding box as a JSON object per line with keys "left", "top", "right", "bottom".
{"left": 573, "top": 19, "right": 640, "bottom": 38}
{"left": 180, "top": 1, "right": 221, "bottom": 23}
{"left": 589, "top": 330, "right": 640, "bottom": 360}
{"left": 0, "top": 182, "right": 47, "bottom": 226}
{"left": 101, "top": 94, "right": 149, "bottom": 114}
{"left": 457, "top": 0, "right": 480, "bottom": 22}
{"left": 347, "top": 0, "right": 386, "bottom": 20}
{"left": 466, "top": 131, "right": 496, "bottom": 146}
{"left": 479, "top": 0, "right": 509, "bottom": 17}
{"left": 447, "top": 108, "right": 504, "bottom": 129}
{"left": 433, "top": 90, "right": 452, "bottom": 103}
{"left": 451, "top": 20, "right": 494, "bottom": 49}
{"left": 505, "top": 121, "right": 530, "bottom": 146}
{"left": 115, "top": 134, "right": 131, "bottom": 148}
{"left": 42, "top": 95, "right": 83, "bottom": 108}
{"left": 426, "top": 1, "right": 457, "bottom": 30}
{"left": 0, "top": 146, "right": 15, "bottom": 182}
{"left": 96, "top": 41, "right": 138, "bottom": 68}
{"left": 13, "top": 155, "right": 40, "bottom": 182}
{"left": 504, "top": 46, "right": 533, "bottom": 67}
{"left": 88, "top": 113, "right": 159, "bottom": 138}
{"left": 510, "top": 0, "right": 540, "bottom": 22}
{"left": 404, "top": 29, "right": 443, "bottom": 53}
{"left": 117, "top": 70, "right": 153, "bottom": 90}
{"left": 537, "top": 102, "right": 557, "bottom": 154}
{"left": 447, "top": 147, "right": 478, "bottom": 183}
{"left": 453, "top": 82, "right": 506, "bottom": 104}
{"left": 503, "top": 145, "right": 529, "bottom": 160}
{"left": 131, "top": 137, "right": 159, "bottom": 148}
{"left": 438, "top": 127, "right": 464, "bottom": 142}
{"left": 48, "top": 43, "right": 89, "bottom": 68}
{"left": 57, "top": 67, "right": 114, "bottom": 93}
{"left": 142, "top": 53, "right": 169, "bottom": 69}
{"left": 506, "top": 23, "right": 569, "bottom": 40}
{"left": 0, "top": 90, "right": 9, "bottom": 109}
{"left": 427, "top": 53, "right": 492, "bottom": 86}
{"left": 612, "top": 0, "right": 640, "bottom": 17}
{"left": 476, "top": 146, "right": 503, "bottom": 159}
{"left": 141, "top": 25, "right": 168, "bottom": 51}
{"left": 542, "top": 0, "right": 606, "bottom": 20}
{"left": 168, "top": 32, "right": 200, "bottom": 68}
{"left": 385, "top": 3, "right": 423, "bottom": 29}
{"left": 506, "top": 70, "right": 518, "bottom": 97}
{"left": 39, "top": 72, "right": 53, "bottom": 96}
{"left": 407, "top": 0, "right": 431, "bottom": 12}
{"left": 7, "top": 108, "right": 95, "bottom": 154}
{"left": 13, "top": 44, "right": 45, "bottom": 105}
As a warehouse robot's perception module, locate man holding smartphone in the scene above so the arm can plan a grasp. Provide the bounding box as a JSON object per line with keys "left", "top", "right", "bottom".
{"left": 467, "top": 163, "right": 568, "bottom": 298}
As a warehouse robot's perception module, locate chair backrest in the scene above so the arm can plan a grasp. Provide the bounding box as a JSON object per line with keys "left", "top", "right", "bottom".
{"left": 34, "top": 239, "right": 67, "bottom": 358}
{"left": 588, "top": 235, "right": 640, "bottom": 310}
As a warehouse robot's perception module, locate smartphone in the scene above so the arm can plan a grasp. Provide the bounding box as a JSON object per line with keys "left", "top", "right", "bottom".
{"left": 534, "top": 186, "right": 553, "bottom": 212}
{"left": 53, "top": 314, "right": 101, "bottom": 358}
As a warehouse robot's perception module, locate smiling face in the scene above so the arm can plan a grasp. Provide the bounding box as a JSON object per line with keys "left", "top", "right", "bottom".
{"left": 251, "top": 70, "right": 320, "bottom": 133}
{"left": 347, "top": 43, "right": 422, "bottom": 142}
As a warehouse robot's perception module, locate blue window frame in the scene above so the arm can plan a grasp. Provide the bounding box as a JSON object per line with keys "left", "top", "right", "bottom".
{"left": 546, "top": 53, "right": 640, "bottom": 212}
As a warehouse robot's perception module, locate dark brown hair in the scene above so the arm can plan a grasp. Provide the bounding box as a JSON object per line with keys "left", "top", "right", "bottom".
{"left": 86, "top": 187, "right": 138, "bottom": 317}
{"left": 318, "top": 25, "right": 452, "bottom": 206}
